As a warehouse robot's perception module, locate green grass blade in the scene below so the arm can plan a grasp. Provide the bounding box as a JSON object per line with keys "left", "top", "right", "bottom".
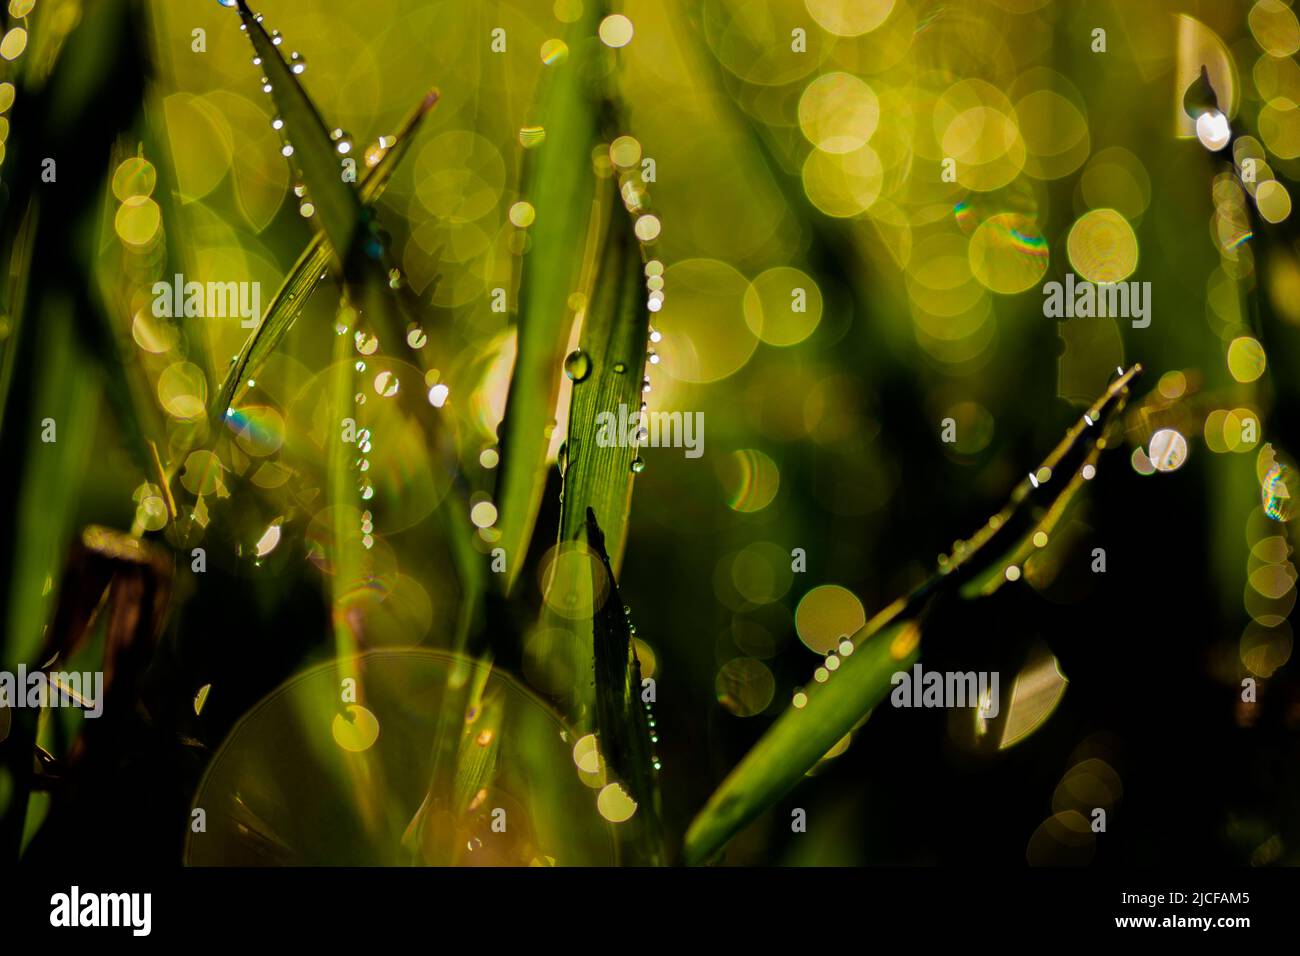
{"left": 682, "top": 365, "right": 1143, "bottom": 864}
{"left": 235, "top": 0, "right": 363, "bottom": 264}
{"left": 208, "top": 91, "right": 438, "bottom": 429}
{"left": 683, "top": 618, "right": 919, "bottom": 866}
{"left": 585, "top": 508, "right": 664, "bottom": 864}
{"left": 558, "top": 182, "right": 648, "bottom": 570}
{"left": 493, "top": 3, "right": 601, "bottom": 593}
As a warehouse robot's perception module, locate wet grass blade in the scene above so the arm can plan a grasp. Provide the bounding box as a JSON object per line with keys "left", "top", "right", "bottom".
{"left": 683, "top": 618, "right": 918, "bottom": 866}
{"left": 235, "top": 0, "right": 363, "bottom": 263}
{"left": 683, "top": 366, "right": 1143, "bottom": 864}
{"left": 586, "top": 508, "right": 664, "bottom": 864}
{"left": 207, "top": 91, "right": 438, "bottom": 430}
{"left": 493, "top": 2, "right": 601, "bottom": 593}
{"left": 558, "top": 182, "right": 648, "bottom": 570}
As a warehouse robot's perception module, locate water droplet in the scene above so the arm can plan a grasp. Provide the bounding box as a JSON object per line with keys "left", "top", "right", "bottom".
{"left": 292, "top": 183, "right": 306, "bottom": 197}
{"left": 251, "top": 56, "right": 262, "bottom": 66}
{"left": 271, "top": 116, "right": 284, "bottom": 131}
{"left": 557, "top": 441, "right": 568, "bottom": 476}
{"left": 406, "top": 326, "right": 427, "bottom": 349}
{"left": 290, "top": 51, "right": 306, "bottom": 74}
{"left": 630, "top": 456, "right": 646, "bottom": 474}
{"left": 298, "top": 200, "right": 315, "bottom": 218}
{"left": 612, "top": 362, "right": 627, "bottom": 374}
{"left": 281, "top": 143, "right": 294, "bottom": 157}
{"left": 564, "top": 349, "right": 591, "bottom": 382}
{"left": 648, "top": 350, "right": 659, "bottom": 364}
{"left": 330, "top": 128, "right": 353, "bottom": 155}
{"left": 354, "top": 360, "right": 367, "bottom": 372}
{"left": 354, "top": 330, "right": 379, "bottom": 355}
{"left": 270, "top": 29, "right": 283, "bottom": 45}
{"left": 388, "top": 267, "right": 403, "bottom": 290}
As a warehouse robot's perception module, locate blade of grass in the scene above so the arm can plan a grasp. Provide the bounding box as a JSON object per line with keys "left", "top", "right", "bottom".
{"left": 493, "top": 1, "right": 602, "bottom": 593}
{"left": 207, "top": 91, "right": 439, "bottom": 427}
{"left": 585, "top": 507, "right": 664, "bottom": 864}
{"left": 683, "top": 365, "right": 1143, "bottom": 864}
{"left": 557, "top": 176, "right": 649, "bottom": 571}
{"left": 235, "top": 0, "right": 363, "bottom": 264}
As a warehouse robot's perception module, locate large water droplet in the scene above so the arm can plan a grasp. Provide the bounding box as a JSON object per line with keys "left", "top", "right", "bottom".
{"left": 630, "top": 456, "right": 646, "bottom": 474}
{"left": 564, "top": 349, "right": 591, "bottom": 382}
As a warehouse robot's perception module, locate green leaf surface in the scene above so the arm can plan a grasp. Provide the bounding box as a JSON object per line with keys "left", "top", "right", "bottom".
{"left": 558, "top": 183, "right": 648, "bottom": 571}
{"left": 493, "top": 3, "right": 601, "bottom": 593}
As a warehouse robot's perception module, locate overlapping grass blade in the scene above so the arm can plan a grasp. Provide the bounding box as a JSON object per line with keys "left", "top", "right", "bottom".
{"left": 208, "top": 90, "right": 438, "bottom": 426}
{"left": 493, "top": 1, "right": 601, "bottom": 593}
{"left": 683, "top": 366, "right": 1143, "bottom": 864}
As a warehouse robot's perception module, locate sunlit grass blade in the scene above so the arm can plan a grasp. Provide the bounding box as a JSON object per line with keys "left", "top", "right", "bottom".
{"left": 558, "top": 181, "right": 648, "bottom": 570}
{"left": 235, "top": 0, "right": 363, "bottom": 264}
{"left": 585, "top": 508, "right": 664, "bottom": 864}
{"left": 493, "top": 2, "right": 601, "bottom": 593}
{"left": 208, "top": 91, "right": 438, "bottom": 427}
{"left": 682, "top": 366, "right": 1142, "bottom": 864}
{"left": 683, "top": 618, "right": 918, "bottom": 866}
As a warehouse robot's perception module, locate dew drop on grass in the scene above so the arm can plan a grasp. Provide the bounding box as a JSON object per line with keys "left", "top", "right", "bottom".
{"left": 564, "top": 348, "right": 591, "bottom": 382}
{"left": 290, "top": 51, "right": 306, "bottom": 74}
{"left": 270, "top": 30, "right": 283, "bottom": 46}
{"left": 631, "top": 456, "right": 646, "bottom": 474}
{"left": 271, "top": 116, "right": 284, "bottom": 130}
{"left": 330, "top": 128, "right": 354, "bottom": 155}
{"left": 406, "top": 326, "right": 427, "bottom": 349}
{"left": 354, "top": 330, "right": 379, "bottom": 355}
{"left": 613, "top": 362, "right": 626, "bottom": 374}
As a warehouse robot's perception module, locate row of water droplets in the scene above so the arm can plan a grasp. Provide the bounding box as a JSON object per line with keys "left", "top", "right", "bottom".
{"left": 233, "top": 5, "right": 434, "bottom": 553}
{"left": 560, "top": 140, "right": 667, "bottom": 480}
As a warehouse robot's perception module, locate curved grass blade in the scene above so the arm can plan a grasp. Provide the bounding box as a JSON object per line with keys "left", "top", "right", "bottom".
{"left": 683, "top": 365, "right": 1143, "bottom": 865}
{"left": 557, "top": 177, "right": 649, "bottom": 571}
{"left": 207, "top": 90, "right": 438, "bottom": 429}
{"left": 235, "top": 0, "right": 363, "bottom": 263}
{"left": 493, "top": 1, "right": 601, "bottom": 593}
